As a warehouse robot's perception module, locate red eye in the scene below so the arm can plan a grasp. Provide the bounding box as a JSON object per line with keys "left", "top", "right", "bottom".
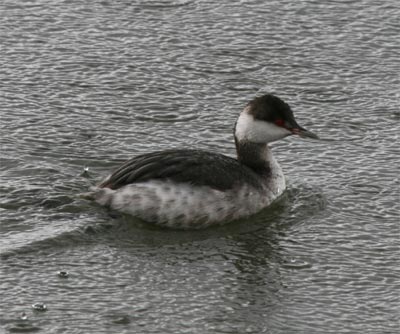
{"left": 275, "top": 119, "right": 284, "bottom": 127}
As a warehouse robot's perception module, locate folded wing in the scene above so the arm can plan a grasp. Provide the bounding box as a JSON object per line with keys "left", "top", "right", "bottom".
{"left": 99, "top": 149, "right": 262, "bottom": 191}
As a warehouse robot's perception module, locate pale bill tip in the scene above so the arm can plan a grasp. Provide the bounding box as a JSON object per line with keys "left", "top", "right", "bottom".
{"left": 292, "top": 128, "right": 320, "bottom": 139}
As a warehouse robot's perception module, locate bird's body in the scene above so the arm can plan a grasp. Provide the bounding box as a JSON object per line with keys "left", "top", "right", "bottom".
{"left": 88, "top": 94, "right": 318, "bottom": 229}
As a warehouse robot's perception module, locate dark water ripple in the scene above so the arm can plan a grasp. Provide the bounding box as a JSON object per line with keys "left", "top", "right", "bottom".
{"left": 1, "top": 0, "right": 399, "bottom": 333}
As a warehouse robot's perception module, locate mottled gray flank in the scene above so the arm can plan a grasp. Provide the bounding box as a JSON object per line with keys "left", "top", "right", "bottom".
{"left": 92, "top": 173, "right": 285, "bottom": 229}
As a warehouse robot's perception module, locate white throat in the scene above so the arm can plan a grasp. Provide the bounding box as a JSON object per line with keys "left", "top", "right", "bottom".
{"left": 235, "top": 107, "right": 291, "bottom": 143}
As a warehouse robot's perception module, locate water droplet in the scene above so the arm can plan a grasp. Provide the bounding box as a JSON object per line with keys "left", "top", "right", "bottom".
{"left": 112, "top": 315, "right": 131, "bottom": 324}
{"left": 32, "top": 303, "right": 47, "bottom": 312}
{"left": 57, "top": 271, "right": 69, "bottom": 278}
{"left": 282, "top": 258, "right": 312, "bottom": 269}
{"left": 81, "top": 166, "right": 90, "bottom": 177}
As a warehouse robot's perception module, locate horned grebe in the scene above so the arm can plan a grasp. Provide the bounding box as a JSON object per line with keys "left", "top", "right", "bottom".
{"left": 88, "top": 94, "right": 318, "bottom": 229}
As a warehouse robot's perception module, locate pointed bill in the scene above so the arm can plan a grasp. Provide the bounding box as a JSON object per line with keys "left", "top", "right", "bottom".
{"left": 291, "top": 127, "right": 319, "bottom": 139}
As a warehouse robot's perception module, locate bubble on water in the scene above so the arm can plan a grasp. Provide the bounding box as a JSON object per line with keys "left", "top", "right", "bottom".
{"left": 112, "top": 315, "right": 131, "bottom": 325}
{"left": 57, "top": 270, "right": 69, "bottom": 278}
{"left": 81, "top": 166, "right": 90, "bottom": 177}
{"left": 282, "top": 258, "right": 312, "bottom": 269}
{"left": 31, "top": 303, "right": 47, "bottom": 312}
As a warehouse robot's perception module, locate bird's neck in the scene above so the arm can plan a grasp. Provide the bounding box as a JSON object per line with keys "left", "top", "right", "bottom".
{"left": 234, "top": 139, "right": 273, "bottom": 174}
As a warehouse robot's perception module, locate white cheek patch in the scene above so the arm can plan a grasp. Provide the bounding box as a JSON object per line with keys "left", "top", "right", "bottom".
{"left": 235, "top": 110, "right": 291, "bottom": 143}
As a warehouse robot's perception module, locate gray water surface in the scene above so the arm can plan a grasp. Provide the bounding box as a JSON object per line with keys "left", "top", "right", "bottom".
{"left": 1, "top": 0, "right": 399, "bottom": 333}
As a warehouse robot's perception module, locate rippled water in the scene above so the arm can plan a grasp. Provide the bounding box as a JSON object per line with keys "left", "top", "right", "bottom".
{"left": 1, "top": 0, "right": 399, "bottom": 333}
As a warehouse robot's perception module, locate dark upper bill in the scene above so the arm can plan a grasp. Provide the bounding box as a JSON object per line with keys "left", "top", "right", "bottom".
{"left": 291, "top": 126, "right": 319, "bottom": 139}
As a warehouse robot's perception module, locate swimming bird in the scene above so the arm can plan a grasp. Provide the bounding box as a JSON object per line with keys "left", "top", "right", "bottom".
{"left": 88, "top": 94, "right": 318, "bottom": 229}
